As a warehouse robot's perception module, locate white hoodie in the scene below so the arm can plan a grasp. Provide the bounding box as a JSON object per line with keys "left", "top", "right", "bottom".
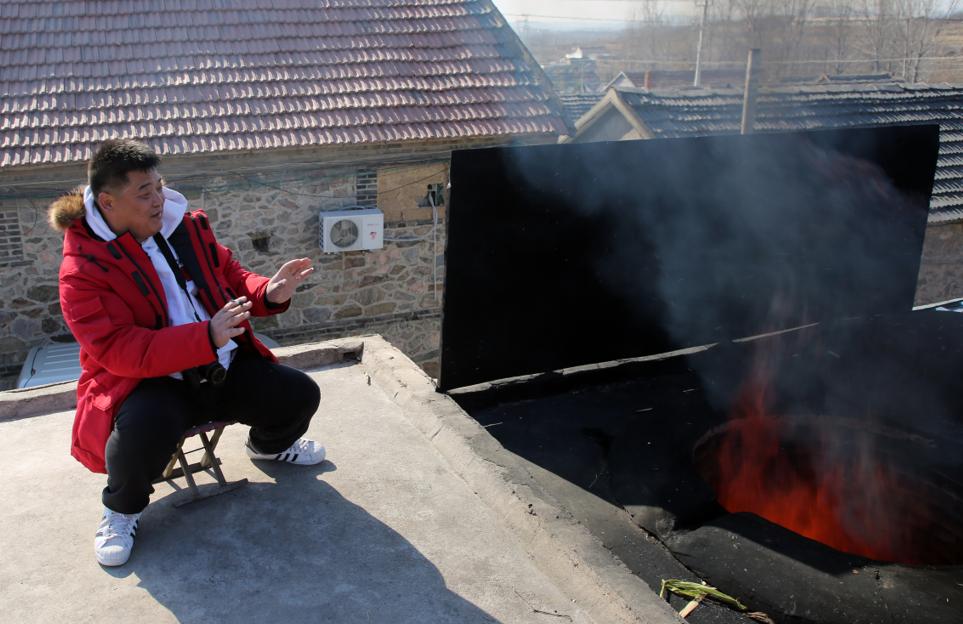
{"left": 83, "top": 186, "right": 237, "bottom": 377}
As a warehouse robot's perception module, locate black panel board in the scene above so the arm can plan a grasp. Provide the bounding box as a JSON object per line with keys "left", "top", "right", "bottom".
{"left": 440, "top": 125, "right": 939, "bottom": 391}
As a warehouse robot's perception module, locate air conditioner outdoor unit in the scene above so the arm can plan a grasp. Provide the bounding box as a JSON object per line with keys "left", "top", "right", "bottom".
{"left": 320, "top": 208, "right": 384, "bottom": 253}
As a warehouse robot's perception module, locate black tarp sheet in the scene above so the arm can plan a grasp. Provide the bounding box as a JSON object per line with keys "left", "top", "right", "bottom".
{"left": 440, "top": 126, "right": 940, "bottom": 391}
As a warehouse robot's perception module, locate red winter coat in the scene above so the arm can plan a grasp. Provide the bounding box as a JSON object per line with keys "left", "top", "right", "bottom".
{"left": 51, "top": 189, "right": 288, "bottom": 473}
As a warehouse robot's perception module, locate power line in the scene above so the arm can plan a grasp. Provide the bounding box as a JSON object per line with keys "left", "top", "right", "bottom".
{"left": 599, "top": 55, "right": 963, "bottom": 67}
{"left": 505, "top": 13, "right": 687, "bottom": 24}
{"left": 504, "top": 10, "right": 963, "bottom": 24}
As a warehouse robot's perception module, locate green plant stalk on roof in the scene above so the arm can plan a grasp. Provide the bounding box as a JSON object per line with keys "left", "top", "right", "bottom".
{"left": 659, "top": 579, "right": 748, "bottom": 611}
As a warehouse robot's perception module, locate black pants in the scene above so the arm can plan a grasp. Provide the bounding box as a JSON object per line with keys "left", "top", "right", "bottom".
{"left": 102, "top": 349, "right": 321, "bottom": 514}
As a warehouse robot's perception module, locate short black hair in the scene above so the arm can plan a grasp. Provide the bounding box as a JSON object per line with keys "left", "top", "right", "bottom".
{"left": 88, "top": 139, "right": 160, "bottom": 196}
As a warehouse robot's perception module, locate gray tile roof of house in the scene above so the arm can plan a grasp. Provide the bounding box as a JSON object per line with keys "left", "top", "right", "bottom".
{"left": 558, "top": 94, "right": 602, "bottom": 128}
{"left": 618, "top": 69, "right": 747, "bottom": 90}
{"left": 0, "top": 0, "right": 567, "bottom": 169}
{"left": 617, "top": 83, "right": 963, "bottom": 223}
{"left": 819, "top": 72, "right": 897, "bottom": 83}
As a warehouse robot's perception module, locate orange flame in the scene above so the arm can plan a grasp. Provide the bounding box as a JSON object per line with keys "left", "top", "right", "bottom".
{"left": 711, "top": 376, "right": 921, "bottom": 564}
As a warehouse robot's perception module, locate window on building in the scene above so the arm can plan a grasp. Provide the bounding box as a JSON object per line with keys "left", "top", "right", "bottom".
{"left": 0, "top": 207, "right": 24, "bottom": 266}
{"left": 418, "top": 183, "right": 445, "bottom": 208}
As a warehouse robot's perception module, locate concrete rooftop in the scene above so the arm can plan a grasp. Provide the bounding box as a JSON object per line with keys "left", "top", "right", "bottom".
{"left": 0, "top": 336, "right": 682, "bottom": 624}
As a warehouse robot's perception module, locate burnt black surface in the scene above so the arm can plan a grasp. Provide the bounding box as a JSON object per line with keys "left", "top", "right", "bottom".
{"left": 459, "top": 357, "right": 753, "bottom": 623}
{"left": 454, "top": 311, "right": 963, "bottom": 624}
{"left": 668, "top": 514, "right": 963, "bottom": 624}
{"left": 441, "top": 125, "right": 939, "bottom": 391}
{"left": 457, "top": 357, "right": 726, "bottom": 536}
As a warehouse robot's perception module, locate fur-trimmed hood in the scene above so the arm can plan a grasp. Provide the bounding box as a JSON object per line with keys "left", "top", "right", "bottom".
{"left": 48, "top": 184, "right": 189, "bottom": 239}
{"left": 47, "top": 186, "right": 86, "bottom": 232}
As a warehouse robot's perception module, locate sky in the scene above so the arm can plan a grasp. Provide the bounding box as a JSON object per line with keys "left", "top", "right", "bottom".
{"left": 492, "top": 0, "right": 704, "bottom": 27}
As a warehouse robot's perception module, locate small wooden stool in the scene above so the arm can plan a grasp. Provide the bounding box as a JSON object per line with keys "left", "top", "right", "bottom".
{"left": 155, "top": 421, "right": 248, "bottom": 507}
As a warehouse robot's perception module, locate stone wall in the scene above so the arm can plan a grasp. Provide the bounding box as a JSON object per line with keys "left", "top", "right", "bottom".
{"left": 0, "top": 147, "right": 458, "bottom": 388}
{"left": 197, "top": 162, "right": 447, "bottom": 375}
{"left": 917, "top": 222, "right": 963, "bottom": 305}
{"left": 0, "top": 194, "right": 69, "bottom": 384}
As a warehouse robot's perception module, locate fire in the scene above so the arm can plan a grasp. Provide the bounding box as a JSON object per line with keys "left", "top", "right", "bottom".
{"left": 710, "top": 377, "right": 923, "bottom": 565}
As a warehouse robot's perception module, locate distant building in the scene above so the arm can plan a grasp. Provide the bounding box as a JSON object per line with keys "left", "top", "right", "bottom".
{"left": 604, "top": 70, "right": 901, "bottom": 92}
{"left": 602, "top": 69, "right": 747, "bottom": 91}
{"left": 565, "top": 46, "right": 611, "bottom": 61}
{"left": 818, "top": 72, "right": 898, "bottom": 84}
{"left": 566, "top": 47, "right": 589, "bottom": 60}
{"left": 780, "top": 72, "right": 899, "bottom": 85}
{"left": 544, "top": 48, "right": 603, "bottom": 95}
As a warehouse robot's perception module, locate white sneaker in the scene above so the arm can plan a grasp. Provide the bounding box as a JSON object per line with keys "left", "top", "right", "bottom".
{"left": 245, "top": 438, "right": 326, "bottom": 465}
{"left": 94, "top": 508, "right": 141, "bottom": 567}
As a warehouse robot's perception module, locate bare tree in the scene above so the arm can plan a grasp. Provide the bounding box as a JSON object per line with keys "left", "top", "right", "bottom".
{"left": 634, "top": 0, "right": 668, "bottom": 63}
{"left": 711, "top": 0, "right": 741, "bottom": 61}
{"left": 859, "top": 0, "right": 901, "bottom": 74}
{"left": 782, "top": 0, "right": 815, "bottom": 70}
{"left": 726, "top": 0, "right": 814, "bottom": 79}
{"left": 615, "top": 0, "right": 699, "bottom": 79}
{"left": 735, "top": 0, "right": 772, "bottom": 48}
{"left": 826, "top": 0, "right": 856, "bottom": 75}
{"left": 598, "top": 0, "right": 959, "bottom": 87}
{"left": 897, "top": 0, "right": 960, "bottom": 81}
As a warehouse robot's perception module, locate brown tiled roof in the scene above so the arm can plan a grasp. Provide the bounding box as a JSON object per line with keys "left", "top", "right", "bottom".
{"left": 617, "top": 84, "right": 963, "bottom": 223}
{"left": 0, "top": 0, "right": 567, "bottom": 168}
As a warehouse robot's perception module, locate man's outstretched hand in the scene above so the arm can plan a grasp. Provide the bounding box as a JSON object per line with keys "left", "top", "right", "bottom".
{"left": 210, "top": 296, "right": 253, "bottom": 348}
{"left": 266, "top": 257, "right": 315, "bottom": 305}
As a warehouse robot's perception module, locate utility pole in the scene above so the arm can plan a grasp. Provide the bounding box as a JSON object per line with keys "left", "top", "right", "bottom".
{"left": 693, "top": 0, "right": 710, "bottom": 87}
{"left": 741, "top": 48, "right": 761, "bottom": 135}
{"left": 902, "top": 15, "right": 911, "bottom": 81}
{"left": 520, "top": 13, "right": 530, "bottom": 40}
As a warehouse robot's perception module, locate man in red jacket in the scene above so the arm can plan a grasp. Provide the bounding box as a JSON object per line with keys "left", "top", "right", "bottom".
{"left": 50, "top": 139, "right": 325, "bottom": 567}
